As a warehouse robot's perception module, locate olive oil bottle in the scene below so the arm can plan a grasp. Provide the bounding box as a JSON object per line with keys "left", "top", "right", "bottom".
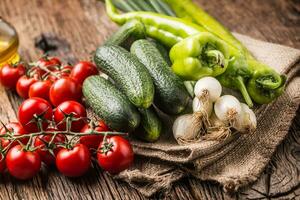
{"left": 0, "top": 18, "right": 20, "bottom": 67}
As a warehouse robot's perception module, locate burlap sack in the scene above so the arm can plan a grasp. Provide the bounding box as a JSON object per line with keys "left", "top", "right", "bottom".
{"left": 114, "top": 34, "right": 300, "bottom": 197}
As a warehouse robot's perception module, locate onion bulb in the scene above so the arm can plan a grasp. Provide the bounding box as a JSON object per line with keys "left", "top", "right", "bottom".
{"left": 214, "top": 95, "right": 242, "bottom": 123}
{"left": 172, "top": 114, "right": 206, "bottom": 144}
{"left": 205, "top": 112, "right": 231, "bottom": 140}
{"left": 192, "top": 97, "right": 213, "bottom": 116}
{"left": 234, "top": 103, "right": 257, "bottom": 133}
{"left": 194, "top": 77, "right": 222, "bottom": 102}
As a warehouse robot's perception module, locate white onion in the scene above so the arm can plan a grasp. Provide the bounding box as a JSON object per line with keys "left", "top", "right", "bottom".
{"left": 172, "top": 114, "right": 204, "bottom": 143}
{"left": 192, "top": 97, "right": 213, "bottom": 116}
{"left": 194, "top": 77, "right": 222, "bottom": 102}
{"left": 234, "top": 103, "right": 257, "bottom": 133}
{"left": 214, "top": 95, "right": 242, "bottom": 123}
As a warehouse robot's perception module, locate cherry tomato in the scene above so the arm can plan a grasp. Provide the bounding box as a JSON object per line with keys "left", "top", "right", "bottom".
{"left": 49, "top": 78, "right": 82, "bottom": 106}
{"left": 28, "top": 80, "right": 52, "bottom": 101}
{"left": 0, "top": 122, "right": 29, "bottom": 148}
{"left": 0, "top": 154, "right": 5, "bottom": 173}
{"left": 97, "top": 136, "right": 134, "bottom": 174}
{"left": 70, "top": 61, "right": 98, "bottom": 85}
{"left": 56, "top": 144, "right": 91, "bottom": 177}
{"left": 16, "top": 75, "right": 38, "bottom": 99}
{"left": 79, "top": 121, "right": 110, "bottom": 150}
{"left": 54, "top": 101, "right": 87, "bottom": 132}
{"left": 34, "top": 128, "right": 66, "bottom": 166}
{"left": 0, "top": 63, "right": 26, "bottom": 90}
{"left": 38, "top": 57, "right": 61, "bottom": 71}
{"left": 18, "top": 97, "right": 53, "bottom": 132}
{"left": 61, "top": 65, "right": 73, "bottom": 74}
{"left": 6, "top": 145, "right": 41, "bottom": 180}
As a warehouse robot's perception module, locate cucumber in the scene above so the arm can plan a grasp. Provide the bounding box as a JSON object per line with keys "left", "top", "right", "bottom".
{"left": 135, "top": 107, "right": 162, "bottom": 142}
{"left": 104, "top": 19, "right": 145, "bottom": 48}
{"left": 83, "top": 75, "right": 140, "bottom": 132}
{"left": 94, "top": 45, "right": 155, "bottom": 108}
{"left": 131, "top": 39, "right": 191, "bottom": 115}
{"left": 150, "top": 39, "right": 172, "bottom": 66}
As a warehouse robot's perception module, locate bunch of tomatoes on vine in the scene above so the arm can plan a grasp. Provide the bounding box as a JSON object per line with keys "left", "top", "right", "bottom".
{"left": 0, "top": 56, "right": 134, "bottom": 180}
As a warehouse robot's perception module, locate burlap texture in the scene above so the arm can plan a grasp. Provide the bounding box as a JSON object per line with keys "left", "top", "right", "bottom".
{"left": 114, "top": 34, "right": 300, "bottom": 197}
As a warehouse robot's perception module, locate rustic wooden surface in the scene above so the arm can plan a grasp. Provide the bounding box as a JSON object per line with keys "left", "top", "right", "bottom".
{"left": 0, "top": 0, "right": 299, "bottom": 199}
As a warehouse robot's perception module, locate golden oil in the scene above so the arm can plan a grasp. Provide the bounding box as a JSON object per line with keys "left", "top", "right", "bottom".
{"left": 0, "top": 18, "right": 20, "bottom": 67}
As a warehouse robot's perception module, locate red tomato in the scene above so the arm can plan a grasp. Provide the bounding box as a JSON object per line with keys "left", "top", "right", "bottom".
{"left": 79, "top": 120, "right": 110, "bottom": 150}
{"left": 0, "top": 122, "right": 29, "bottom": 148}
{"left": 6, "top": 145, "right": 41, "bottom": 180}
{"left": 70, "top": 61, "right": 98, "bottom": 85}
{"left": 0, "top": 63, "right": 26, "bottom": 90}
{"left": 97, "top": 136, "right": 134, "bottom": 174}
{"left": 0, "top": 154, "right": 5, "bottom": 173}
{"left": 56, "top": 144, "right": 91, "bottom": 177}
{"left": 16, "top": 75, "right": 38, "bottom": 99}
{"left": 49, "top": 78, "right": 82, "bottom": 106}
{"left": 61, "top": 65, "right": 73, "bottom": 74}
{"left": 18, "top": 97, "right": 53, "bottom": 132}
{"left": 38, "top": 57, "right": 61, "bottom": 71}
{"left": 34, "top": 129, "right": 66, "bottom": 166}
{"left": 28, "top": 80, "right": 52, "bottom": 101}
{"left": 54, "top": 101, "right": 87, "bottom": 132}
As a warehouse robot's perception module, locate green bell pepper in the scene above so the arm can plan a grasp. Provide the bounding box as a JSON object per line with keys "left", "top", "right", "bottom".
{"left": 104, "top": 0, "right": 286, "bottom": 106}
{"left": 169, "top": 32, "right": 230, "bottom": 80}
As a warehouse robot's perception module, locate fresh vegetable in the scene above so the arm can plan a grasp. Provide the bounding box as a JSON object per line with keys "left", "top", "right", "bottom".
{"left": 54, "top": 101, "right": 87, "bottom": 132}
{"left": 0, "top": 63, "right": 26, "bottom": 90}
{"left": 192, "top": 97, "right": 213, "bottom": 116}
{"left": 94, "top": 45, "right": 154, "bottom": 108}
{"left": 83, "top": 75, "right": 140, "bottom": 132}
{"left": 79, "top": 120, "right": 110, "bottom": 150}
{"left": 234, "top": 103, "right": 257, "bottom": 133}
{"left": 28, "top": 80, "right": 52, "bottom": 101}
{"left": 150, "top": 39, "right": 172, "bottom": 66}
{"left": 194, "top": 77, "right": 222, "bottom": 102}
{"left": 56, "top": 144, "right": 91, "bottom": 177}
{"left": 6, "top": 145, "right": 41, "bottom": 180}
{"left": 16, "top": 75, "right": 38, "bottom": 99}
{"left": 0, "top": 122, "right": 29, "bottom": 148}
{"left": 69, "top": 61, "right": 98, "bottom": 85}
{"left": 172, "top": 113, "right": 206, "bottom": 144}
{"left": 37, "top": 56, "right": 61, "bottom": 70}
{"left": 97, "top": 136, "right": 134, "bottom": 174}
{"left": 0, "top": 154, "right": 5, "bottom": 173}
{"left": 106, "top": 0, "right": 286, "bottom": 106}
{"left": 18, "top": 97, "right": 53, "bottom": 132}
{"left": 214, "top": 95, "right": 242, "bottom": 124}
{"left": 34, "top": 129, "right": 66, "bottom": 166}
{"left": 169, "top": 33, "right": 230, "bottom": 80}
{"left": 136, "top": 107, "right": 162, "bottom": 142}
{"left": 49, "top": 77, "right": 82, "bottom": 107}
{"left": 130, "top": 39, "right": 190, "bottom": 114}
{"left": 105, "top": 0, "right": 205, "bottom": 47}
{"left": 104, "top": 19, "right": 145, "bottom": 47}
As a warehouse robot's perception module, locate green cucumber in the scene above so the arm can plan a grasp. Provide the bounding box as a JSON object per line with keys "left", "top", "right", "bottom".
{"left": 94, "top": 45, "right": 155, "bottom": 108}
{"left": 136, "top": 107, "right": 162, "bottom": 142}
{"left": 150, "top": 39, "right": 172, "bottom": 66}
{"left": 104, "top": 19, "right": 145, "bottom": 48}
{"left": 83, "top": 75, "right": 140, "bottom": 132}
{"left": 131, "top": 39, "right": 191, "bottom": 115}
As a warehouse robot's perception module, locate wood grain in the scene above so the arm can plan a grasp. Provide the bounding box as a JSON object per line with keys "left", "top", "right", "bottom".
{"left": 0, "top": 0, "right": 299, "bottom": 199}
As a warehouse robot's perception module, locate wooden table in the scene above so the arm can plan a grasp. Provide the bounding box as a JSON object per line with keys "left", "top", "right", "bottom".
{"left": 0, "top": 0, "right": 299, "bottom": 199}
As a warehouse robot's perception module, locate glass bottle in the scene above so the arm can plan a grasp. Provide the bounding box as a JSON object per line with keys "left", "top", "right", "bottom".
{"left": 0, "top": 18, "right": 20, "bottom": 67}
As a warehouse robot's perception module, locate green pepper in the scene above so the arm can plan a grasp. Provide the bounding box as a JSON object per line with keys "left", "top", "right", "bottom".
{"left": 104, "top": 0, "right": 286, "bottom": 106}
{"left": 246, "top": 59, "right": 286, "bottom": 104}
{"left": 169, "top": 33, "right": 230, "bottom": 80}
{"left": 105, "top": 0, "right": 206, "bottom": 47}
